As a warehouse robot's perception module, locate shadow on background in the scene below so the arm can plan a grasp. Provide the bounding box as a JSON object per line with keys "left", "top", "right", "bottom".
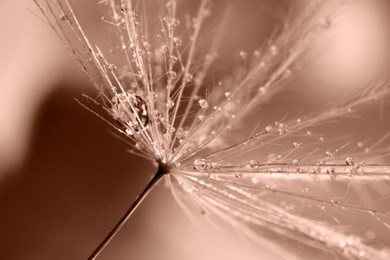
{"left": 0, "top": 85, "right": 154, "bottom": 260}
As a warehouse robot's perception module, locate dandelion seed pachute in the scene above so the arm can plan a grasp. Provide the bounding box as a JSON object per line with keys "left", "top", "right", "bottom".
{"left": 34, "top": 0, "right": 390, "bottom": 259}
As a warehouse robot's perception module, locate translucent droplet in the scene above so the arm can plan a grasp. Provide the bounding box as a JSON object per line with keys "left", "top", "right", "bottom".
{"left": 135, "top": 142, "right": 144, "bottom": 150}
{"left": 120, "top": 4, "right": 128, "bottom": 12}
{"left": 198, "top": 99, "right": 209, "bottom": 109}
{"left": 193, "top": 158, "right": 208, "bottom": 170}
{"left": 167, "top": 99, "right": 175, "bottom": 109}
{"left": 345, "top": 157, "right": 355, "bottom": 166}
{"left": 226, "top": 125, "right": 233, "bottom": 131}
{"left": 167, "top": 70, "right": 177, "bottom": 80}
{"left": 173, "top": 37, "right": 182, "bottom": 46}
{"left": 306, "top": 131, "right": 312, "bottom": 136}
{"left": 330, "top": 199, "right": 338, "bottom": 206}
{"left": 251, "top": 176, "right": 259, "bottom": 184}
{"left": 292, "top": 142, "right": 300, "bottom": 149}
{"left": 325, "top": 151, "right": 333, "bottom": 158}
{"left": 327, "top": 167, "right": 336, "bottom": 180}
{"left": 224, "top": 92, "right": 231, "bottom": 98}
{"left": 185, "top": 73, "right": 194, "bottom": 82}
{"left": 265, "top": 125, "right": 273, "bottom": 133}
{"left": 249, "top": 160, "right": 259, "bottom": 168}
{"left": 270, "top": 45, "right": 278, "bottom": 55}
{"left": 292, "top": 159, "right": 299, "bottom": 165}
{"left": 312, "top": 166, "right": 321, "bottom": 174}
{"left": 198, "top": 115, "right": 205, "bottom": 122}
{"left": 239, "top": 51, "right": 247, "bottom": 60}
{"left": 176, "top": 128, "right": 185, "bottom": 139}
{"left": 211, "top": 162, "right": 222, "bottom": 169}
{"left": 59, "top": 14, "right": 67, "bottom": 21}
{"left": 108, "top": 64, "right": 117, "bottom": 72}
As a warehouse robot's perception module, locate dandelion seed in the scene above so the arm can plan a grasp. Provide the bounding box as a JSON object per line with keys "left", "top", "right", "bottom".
{"left": 34, "top": 0, "right": 390, "bottom": 259}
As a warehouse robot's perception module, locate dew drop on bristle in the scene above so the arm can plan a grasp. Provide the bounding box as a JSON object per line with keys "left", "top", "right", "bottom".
{"left": 293, "top": 142, "right": 300, "bottom": 148}
{"left": 198, "top": 115, "right": 205, "bottom": 122}
{"left": 312, "top": 166, "right": 321, "bottom": 174}
{"left": 211, "top": 162, "right": 222, "bottom": 169}
{"left": 346, "top": 157, "right": 355, "bottom": 166}
{"left": 135, "top": 142, "right": 144, "bottom": 150}
{"left": 326, "top": 151, "right": 333, "bottom": 158}
{"left": 251, "top": 176, "right": 259, "bottom": 184}
{"left": 249, "top": 160, "right": 259, "bottom": 168}
{"left": 198, "top": 99, "right": 209, "bottom": 109}
{"left": 193, "top": 158, "right": 208, "bottom": 170}
{"left": 167, "top": 99, "right": 175, "bottom": 109}
{"left": 265, "top": 125, "right": 273, "bottom": 133}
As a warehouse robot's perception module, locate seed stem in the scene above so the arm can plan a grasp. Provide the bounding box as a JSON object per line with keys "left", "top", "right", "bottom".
{"left": 88, "top": 165, "right": 167, "bottom": 260}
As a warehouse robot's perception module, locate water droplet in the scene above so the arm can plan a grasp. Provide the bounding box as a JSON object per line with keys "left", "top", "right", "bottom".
{"left": 198, "top": 115, "right": 205, "bottom": 122}
{"left": 59, "top": 14, "right": 67, "bottom": 21}
{"left": 325, "top": 151, "right": 333, "bottom": 158}
{"left": 251, "top": 176, "right": 259, "bottom": 184}
{"left": 176, "top": 128, "right": 185, "bottom": 139}
{"left": 211, "top": 162, "right": 222, "bottom": 169}
{"left": 235, "top": 173, "right": 243, "bottom": 178}
{"left": 239, "top": 51, "right": 247, "bottom": 60}
{"left": 226, "top": 125, "right": 233, "bottom": 131}
{"left": 135, "top": 142, "right": 144, "bottom": 150}
{"left": 166, "top": 99, "right": 175, "bottom": 109}
{"left": 345, "top": 157, "right": 355, "bottom": 166}
{"left": 312, "top": 166, "right": 321, "bottom": 174}
{"left": 224, "top": 92, "right": 231, "bottom": 98}
{"left": 198, "top": 99, "right": 209, "bottom": 109}
{"left": 330, "top": 199, "right": 338, "bottom": 206}
{"left": 120, "top": 4, "right": 128, "bottom": 12}
{"left": 108, "top": 64, "right": 117, "bottom": 72}
{"left": 327, "top": 167, "right": 336, "bottom": 180}
{"left": 270, "top": 45, "right": 278, "bottom": 56}
{"left": 168, "top": 70, "right": 177, "bottom": 80}
{"left": 306, "top": 131, "right": 312, "bottom": 136}
{"left": 249, "top": 160, "right": 259, "bottom": 168}
{"left": 292, "top": 159, "right": 299, "bottom": 165}
{"left": 173, "top": 37, "right": 182, "bottom": 46}
{"left": 193, "top": 158, "right": 208, "bottom": 170}
{"left": 292, "top": 142, "right": 300, "bottom": 148}
{"left": 265, "top": 125, "right": 273, "bottom": 133}
{"left": 185, "top": 73, "right": 194, "bottom": 82}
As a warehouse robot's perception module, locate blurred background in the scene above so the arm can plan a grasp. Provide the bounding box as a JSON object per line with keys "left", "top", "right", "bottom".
{"left": 0, "top": 0, "right": 389, "bottom": 259}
